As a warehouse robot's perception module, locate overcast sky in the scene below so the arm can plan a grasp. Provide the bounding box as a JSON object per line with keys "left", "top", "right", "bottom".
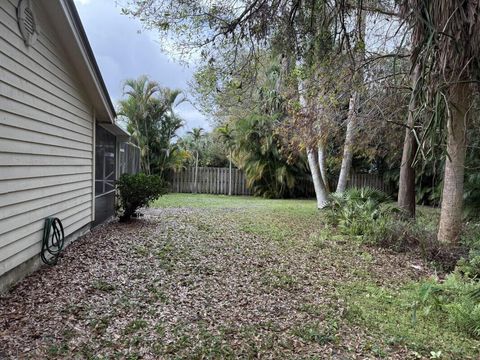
{"left": 73, "top": 0, "right": 209, "bottom": 133}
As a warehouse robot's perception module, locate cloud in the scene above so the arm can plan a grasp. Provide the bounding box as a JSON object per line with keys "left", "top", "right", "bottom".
{"left": 75, "top": 0, "right": 210, "bottom": 131}
{"left": 74, "top": 0, "right": 92, "bottom": 5}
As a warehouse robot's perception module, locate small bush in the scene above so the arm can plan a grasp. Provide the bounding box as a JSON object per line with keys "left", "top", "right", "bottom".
{"left": 414, "top": 274, "right": 480, "bottom": 338}
{"left": 116, "top": 173, "right": 168, "bottom": 222}
{"left": 325, "top": 187, "right": 393, "bottom": 239}
{"left": 456, "top": 225, "right": 480, "bottom": 278}
{"left": 324, "top": 188, "right": 466, "bottom": 269}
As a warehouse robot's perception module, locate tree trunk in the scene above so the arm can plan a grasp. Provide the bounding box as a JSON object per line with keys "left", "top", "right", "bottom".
{"left": 336, "top": 92, "right": 358, "bottom": 193}
{"left": 337, "top": 9, "right": 365, "bottom": 193}
{"left": 398, "top": 63, "right": 421, "bottom": 217}
{"left": 318, "top": 144, "right": 329, "bottom": 192}
{"left": 307, "top": 147, "right": 329, "bottom": 209}
{"left": 228, "top": 152, "right": 232, "bottom": 196}
{"left": 296, "top": 58, "right": 329, "bottom": 208}
{"left": 194, "top": 151, "right": 199, "bottom": 194}
{"left": 437, "top": 83, "right": 470, "bottom": 244}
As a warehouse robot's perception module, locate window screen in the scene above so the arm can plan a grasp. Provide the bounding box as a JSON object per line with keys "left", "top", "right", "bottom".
{"left": 119, "top": 142, "right": 140, "bottom": 175}
{"left": 95, "top": 125, "right": 116, "bottom": 196}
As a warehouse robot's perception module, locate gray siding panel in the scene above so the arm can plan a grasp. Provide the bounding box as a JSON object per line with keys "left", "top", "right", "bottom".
{"left": 0, "top": 173, "right": 92, "bottom": 195}
{"left": 0, "top": 2, "right": 94, "bottom": 277}
{"left": 0, "top": 110, "right": 92, "bottom": 144}
{"left": 0, "top": 200, "right": 92, "bottom": 249}
{"left": 0, "top": 209, "right": 91, "bottom": 264}
{"left": 0, "top": 214, "right": 91, "bottom": 276}
{"left": 1, "top": 3, "right": 91, "bottom": 105}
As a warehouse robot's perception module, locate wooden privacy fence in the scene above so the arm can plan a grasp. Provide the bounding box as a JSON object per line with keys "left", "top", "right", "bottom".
{"left": 344, "top": 173, "right": 392, "bottom": 194}
{"left": 296, "top": 173, "right": 392, "bottom": 197}
{"left": 169, "top": 167, "right": 391, "bottom": 196}
{"left": 170, "top": 167, "right": 250, "bottom": 195}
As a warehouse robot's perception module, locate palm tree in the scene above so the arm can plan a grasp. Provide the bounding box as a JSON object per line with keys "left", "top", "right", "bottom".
{"left": 119, "top": 76, "right": 159, "bottom": 174}
{"left": 146, "top": 89, "right": 185, "bottom": 176}
{"left": 216, "top": 124, "right": 235, "bottom": 195}
{"left": 187, "top": 127, "right": 204, "bottom": 193}
{"left": 233, "top": 114, "right": 309, "bottom": 198}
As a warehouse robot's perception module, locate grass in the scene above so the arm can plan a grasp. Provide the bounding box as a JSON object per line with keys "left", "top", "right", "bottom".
{"left": 152, "top": 193, "right": 480, "bottom": 358}
{"left": 292, "top": 321, "right": 338, "bottom": 345}
{"left": 340, "top": 281, "right": 479, "bottom": 358}
{"left": 3, "top": 193, "right": 479, "bottom": 359}
{"left": 124, "top": 319, "right": 148, "bottom": 334}
{"left": 152, "top": 193, "right": 316, "bottom": 210}
{"left": 91, "top": 279, "right": 116, "bottom": 292}
{"left": 155, "top": 193, "right": 318, "bottom": 244}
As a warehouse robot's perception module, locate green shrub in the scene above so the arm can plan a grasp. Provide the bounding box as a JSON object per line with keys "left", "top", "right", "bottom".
{"left": 456, "top": 225, "right": 480, "bottom": 278}
{"left": 325, "top": 187, "right": 393, "bottom": 239}
{"left": 116, "top": 173, "right": 168, "bottom": 222}
{"left": 324, "top": 188, "right": 453, "bottom": 265}
{"left": 457, "top": 253, "right": 480, "bottom": 278}
{"left": 414, "top": 274, "right": 480, "bottom": 338}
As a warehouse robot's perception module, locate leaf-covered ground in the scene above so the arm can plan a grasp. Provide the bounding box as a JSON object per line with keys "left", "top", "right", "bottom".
{"left": 1, "top": 194, "right": 478, "bottom": 359}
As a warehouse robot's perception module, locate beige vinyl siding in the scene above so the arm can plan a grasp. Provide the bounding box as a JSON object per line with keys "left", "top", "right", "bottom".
{"left": 0, "top": 1, "right": 94, "bottom": 277}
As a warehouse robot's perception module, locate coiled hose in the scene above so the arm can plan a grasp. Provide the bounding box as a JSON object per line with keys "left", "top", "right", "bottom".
{"left": 41, "top": 217, "right": 64, "bottom": 265}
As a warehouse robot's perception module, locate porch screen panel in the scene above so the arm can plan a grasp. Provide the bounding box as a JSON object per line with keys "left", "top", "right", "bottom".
{"left": 95, "top": 125, "right": 116, "bottom": 225}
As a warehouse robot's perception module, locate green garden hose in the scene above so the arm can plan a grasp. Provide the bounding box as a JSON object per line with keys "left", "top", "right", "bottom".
{"left": 41, "top": 217, "right": 65, "bottom": 265}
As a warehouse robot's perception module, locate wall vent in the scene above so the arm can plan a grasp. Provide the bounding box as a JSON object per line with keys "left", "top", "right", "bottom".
{"left": 17, "top": 0, "right": 38, "bottom": 47}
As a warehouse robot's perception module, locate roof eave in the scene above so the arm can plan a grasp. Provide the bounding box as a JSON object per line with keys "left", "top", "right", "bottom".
{"left": 60, "top": 0, "right": 116, "bottom": 123}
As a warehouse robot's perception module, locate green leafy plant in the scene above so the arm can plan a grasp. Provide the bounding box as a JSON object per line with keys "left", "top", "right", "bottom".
{"left": 324, "top": 188, "right": 448, "bottom": 264}
{"left": 232, "top": 114, "right": 312, "bottom": 198}
{"left": 456, "top": 225, "right": 480, "bottom": 278}
{"left": 413, "top": 274, "right": 480, "bottom": 338}
{"left": 116, "top": 173, "right": 168, "bottom": 222}
{"left": 325, "top": 187, "right": 392, "bottom": 238}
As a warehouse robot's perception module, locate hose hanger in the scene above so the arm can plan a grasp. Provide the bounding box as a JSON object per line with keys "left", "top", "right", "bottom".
{"left": 41, "top": 217, "right": 65, "bottom": 265}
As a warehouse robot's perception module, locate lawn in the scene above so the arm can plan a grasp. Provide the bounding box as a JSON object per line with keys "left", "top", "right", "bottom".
{"left": 1, "top": 194, "right": 478, "bottom": 359}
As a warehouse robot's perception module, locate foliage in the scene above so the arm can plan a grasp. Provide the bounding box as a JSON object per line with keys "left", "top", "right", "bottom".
{"left": 179, "top": 131, "right": 229, "bottom": 168}
{"left": 323, "top": 188, "right": 464, "bottom": 268}
{"left": 464, "top": 124, "right": 480, "bottom": 219}
{"left": 118, "top": 76, "right": 160, "bottom": 174}
{"left": 146, "top": 93, "right": 185, "bottom": 176}
{"left": 232, "top": 113, "right": 311, "bottom": 198}
{"left": 413, "top": 274, "right": 480, "bottom": 339}
{"left": 325, "top": 187, "right": 392, "bottom": 238}
{"left": 186, "top": 127, "right": 204, "bottom": 169}
{"left": 341, "top": 279, "right": 480, "bottom": 358}
{"left": 118, "top": 76, "right": 184, "bottom": 177}
{"left": 116, "top": 173, "right": 168, "bottom": 222}
{"left": 215, "top": 123, "right": 235, "bottom": 167}
{"left": 456, "top": 225, "right": 480, "bottom": 278}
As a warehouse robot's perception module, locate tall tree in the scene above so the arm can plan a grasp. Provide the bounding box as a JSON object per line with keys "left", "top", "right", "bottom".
{"left": 187, "top": 127, "right": 205, "bottom": 193}
{"left": 119, "top": 78, "right": 185, "bottom": 176}
{"left": 146, "top": 89, "right": 185, "bottom": 176}
{"left": 291, "top": 1, "right": 335, "bottom": 208}
{"left": 397, "top": 63, "right": 421, "bottom": 217}
{"left": 119, "top": 76, "right": 159, "bottom": 174}
{"left": 216, "top": 124, "right": 236, "bottom": 195}
{"left": 401, "top": 1, "right": 480, "bottom": 243}
{"left": 336, "top": 7, "right": 366, "bottom": 193}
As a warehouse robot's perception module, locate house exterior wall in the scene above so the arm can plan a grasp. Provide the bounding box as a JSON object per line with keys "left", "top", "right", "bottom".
{"left": 0, "top": 0, "right": 94, "bottom": 282}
